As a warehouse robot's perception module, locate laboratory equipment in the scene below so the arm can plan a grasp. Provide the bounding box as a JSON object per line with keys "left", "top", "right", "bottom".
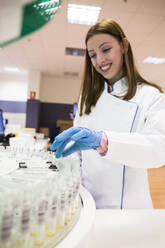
{"left": 0, "top": 145, "right": 95, "bottom": 248}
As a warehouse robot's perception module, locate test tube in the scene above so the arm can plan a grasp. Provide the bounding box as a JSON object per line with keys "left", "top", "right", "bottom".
{"left": 45, "top": 178, "right": 58, "bottom": 239}
{"left": 0, "top": 148, "right": 81, "bottom": 248}
{"left": 0, "top": 190, "right": 15, "bottom": 248}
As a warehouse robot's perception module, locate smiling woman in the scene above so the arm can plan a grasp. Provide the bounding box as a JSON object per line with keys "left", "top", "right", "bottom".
{"left": 51, "top": 19, "right": 165, "bottom": 210}
{"left": 81, "top": 19, "right": 162, "bottom": 116}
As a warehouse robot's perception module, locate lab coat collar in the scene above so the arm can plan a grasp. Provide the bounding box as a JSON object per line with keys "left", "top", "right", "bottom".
{"left": 105, "top": 76, "right": 128, "bottom": 97}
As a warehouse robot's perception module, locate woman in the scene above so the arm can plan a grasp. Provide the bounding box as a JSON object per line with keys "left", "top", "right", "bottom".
{"left": 51, "top": 19, "right": 165, "bottom": 209}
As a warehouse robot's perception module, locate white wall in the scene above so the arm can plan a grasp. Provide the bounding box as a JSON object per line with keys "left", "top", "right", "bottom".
{"left": 40, "top": 74, "right": 81, "bottom": 104}
{"left": 0, "top": 72, "right": 28, "bottom": 129}
{"left": 0, "top": 73, "right": 28, "bottom": 101}
{"left": 27, "top": 70, "right": 41, "bottom": 100}
{"left": 0, "top": 72, "right": 82, "bottom": 130}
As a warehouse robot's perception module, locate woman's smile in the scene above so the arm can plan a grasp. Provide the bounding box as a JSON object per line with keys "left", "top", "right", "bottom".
{"left": 100, "top": 63, "right": 112, "bottom": 73}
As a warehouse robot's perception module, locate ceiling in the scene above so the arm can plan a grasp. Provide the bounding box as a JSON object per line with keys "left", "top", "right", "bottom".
{"left": 0, "top": 0, "right": 165, "bottom": 89}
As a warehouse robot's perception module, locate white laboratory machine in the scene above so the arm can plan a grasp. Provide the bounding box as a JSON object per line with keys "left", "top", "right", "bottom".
{"left": 0, "top": 144, "right": 96, "bottom": 248}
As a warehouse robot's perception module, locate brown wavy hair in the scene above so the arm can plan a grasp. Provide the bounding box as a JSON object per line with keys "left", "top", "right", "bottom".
{"left": 79, "top": 19, "right": 162, "bottom": 116}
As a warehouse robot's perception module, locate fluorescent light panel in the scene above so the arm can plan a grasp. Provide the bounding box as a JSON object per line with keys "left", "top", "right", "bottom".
{"left": 4, "top": 67, "right": 20, "bottom": 72}
{"left": 67, "top": 4, "right": 101, "bottom": 25}
{"left": 143, "top": 56, "right": 165, "bottom": 64}
{"left": 3, "top": 67, "right": 27, "bottom": 74}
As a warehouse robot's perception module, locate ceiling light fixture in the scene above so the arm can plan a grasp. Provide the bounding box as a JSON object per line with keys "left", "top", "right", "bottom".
{"left": 143, "top": 56, "right": 165, "bottom": 64}
{"left": 67, "top": 3, "right": 101, "bottom": 25}
{"left": 3, "top": 67, "right": 21, "bottom": 72}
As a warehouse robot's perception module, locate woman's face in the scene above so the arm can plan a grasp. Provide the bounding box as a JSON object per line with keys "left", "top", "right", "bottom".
{"left": 87, "top": 33, "right": 124, "bottom": 82}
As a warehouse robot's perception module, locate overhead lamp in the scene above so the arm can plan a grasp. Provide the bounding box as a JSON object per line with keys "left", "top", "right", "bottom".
{"left": 4, "top": 67, "right": 20, "bottom": 72}
{"left": 67, "top": 3, "right": 101, "bottom": 25}
{"left": 143, "top": 56, "right": 165, "bottom": 65}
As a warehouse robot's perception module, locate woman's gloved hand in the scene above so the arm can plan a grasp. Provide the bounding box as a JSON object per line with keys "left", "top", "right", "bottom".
{"left": 50, "top": 126, "right": 102, "bottom": 158}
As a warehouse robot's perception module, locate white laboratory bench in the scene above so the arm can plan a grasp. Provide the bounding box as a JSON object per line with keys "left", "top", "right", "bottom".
{"left": 89, "top": 209, "right": 165, "bottom": 248}
{"left": 56, "top": 187, "right": 165, "bottom": 248}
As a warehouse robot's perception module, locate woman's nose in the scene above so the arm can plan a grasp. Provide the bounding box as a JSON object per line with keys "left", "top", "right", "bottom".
{"left": 96, "top": 53, "right": 105, "bottom": 65}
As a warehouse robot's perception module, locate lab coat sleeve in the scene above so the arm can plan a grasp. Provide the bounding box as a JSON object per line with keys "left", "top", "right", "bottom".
{"left": 104, "top": 93, "right": 165, "bottom": 169}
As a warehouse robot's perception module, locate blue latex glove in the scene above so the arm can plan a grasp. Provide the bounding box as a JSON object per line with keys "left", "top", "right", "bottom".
{"left": 50, "top": 126, "right": 102, "bottom": 158}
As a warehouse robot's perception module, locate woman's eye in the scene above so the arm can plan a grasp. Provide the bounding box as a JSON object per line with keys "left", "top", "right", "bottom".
{"left": 90, "top": 54, "right": 96, "bottom": 58}
{"left": 103, "top": 48, "right": 111, "bottom": 53}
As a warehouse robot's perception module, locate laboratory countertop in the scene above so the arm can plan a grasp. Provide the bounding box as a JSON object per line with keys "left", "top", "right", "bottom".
{"left": 89, "top": 209, "right": 165, "bottom": 248}
{"left": 54, "top": 187, "right": 165, "bottom": 248}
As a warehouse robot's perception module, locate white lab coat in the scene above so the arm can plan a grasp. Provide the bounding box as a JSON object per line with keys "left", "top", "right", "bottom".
{"left": 74, "top": 77, "right": 165, "bottom": 209}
